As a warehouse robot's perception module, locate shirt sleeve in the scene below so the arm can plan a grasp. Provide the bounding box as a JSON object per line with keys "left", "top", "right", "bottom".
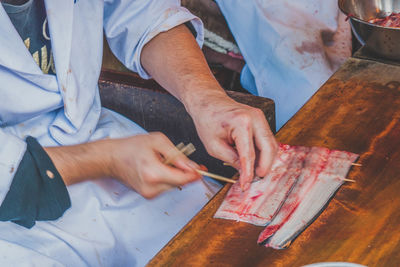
{"left": 0, "top": 130, "right": 27, "bottom": 205}
{"left": 0, "top": 136, "right": 70, "bottom": 228}
{"left": 103, "top": 0, "right": 204, "bottom": 79}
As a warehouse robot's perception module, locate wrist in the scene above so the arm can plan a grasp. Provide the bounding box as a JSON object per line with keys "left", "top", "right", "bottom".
{"left": 87, "top": 139, "right": 114, "bottom": 178}
{"left": 44, "top": 140, "right": 113, "bottom": 185}
{"left": 181, "top": 80, "right": 229, "bottom": 116}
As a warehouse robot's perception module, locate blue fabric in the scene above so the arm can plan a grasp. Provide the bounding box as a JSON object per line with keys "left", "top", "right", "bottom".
{"left": 216, "top": 1, "right": 318, "bottom": 129}
{"left": 2, "top": 0, "right": 55, "bottom": 74}
{"left": 240, "top": 64, "right": 258, "bottom": 96}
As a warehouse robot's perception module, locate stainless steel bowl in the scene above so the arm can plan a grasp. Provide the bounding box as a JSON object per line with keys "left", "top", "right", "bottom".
{"left": 339, "top": 0, "right": 400, "bottom": 60}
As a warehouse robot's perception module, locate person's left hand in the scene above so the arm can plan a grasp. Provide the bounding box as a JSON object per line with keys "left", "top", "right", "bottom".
{"left": 186, "top": 91, "right": 278, "bottom": 191}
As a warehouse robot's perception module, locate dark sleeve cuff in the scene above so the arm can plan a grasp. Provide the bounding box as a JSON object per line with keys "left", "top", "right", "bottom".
{"left": 184, "top": 21, "right": 197, "bottom": 39}
{"left": 0, "top": 136, "right": 71, "bottom": 228}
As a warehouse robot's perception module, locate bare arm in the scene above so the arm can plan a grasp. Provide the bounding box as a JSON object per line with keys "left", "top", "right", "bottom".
{"left": 141, "top": 25, "right": 278, "bottom": 190}
{"left": 44, "top": 140, "right": 111, "bottom": 186}
{"left": 45, "top": 133, "right": 201, "bottom": 198}
{"left": 141, "top": 25, "right": 225, "bottom": 108}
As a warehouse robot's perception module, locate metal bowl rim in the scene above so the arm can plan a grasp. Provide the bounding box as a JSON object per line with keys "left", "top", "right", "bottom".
{"left": 338, "top": 0, "right": 400, "bottom": 30}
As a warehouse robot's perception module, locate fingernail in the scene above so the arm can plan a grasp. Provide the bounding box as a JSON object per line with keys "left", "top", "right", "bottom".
{"left": 199, "top": 164, "right": 208, "bottom": 171}
{"left": 186, "top": 160, "right": 199, "bottom": 170}
{"left": 241, "top": 184, "right": 245, "bottom": 192}
{"left": 244, "top": 182, "right": 251, "bottom": 191}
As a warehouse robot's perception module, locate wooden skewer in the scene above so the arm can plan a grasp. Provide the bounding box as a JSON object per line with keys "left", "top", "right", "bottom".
{"left": 163, "top": 143, "right": 196, "bottom": 190}
{"left": 195, "top": 169, "right": 237, "bottom": 184}
{"left": 228, "top": 162, "right": 362, "bottom": 167}
{"left": 227, "top": 162, "right": 355, "bottom": 183}
{"left": 175, "top": 142, "right": 185, "bottom": 150}
{"left": 164, "top": 143, "right": 195, "bottom": 165}
{"left": 180, "top": 143, "right": 196, "bottom": 157}
{"left": 342, "top": 178, "right": 356, "bottom": 183}
{"left": 223, "top": 162, "right": 235, "bottom": 168}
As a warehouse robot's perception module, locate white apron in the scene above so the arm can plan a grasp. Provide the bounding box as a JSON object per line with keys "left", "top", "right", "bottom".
{"left": 216, "top": 0, "right": 352, "bottom": 129}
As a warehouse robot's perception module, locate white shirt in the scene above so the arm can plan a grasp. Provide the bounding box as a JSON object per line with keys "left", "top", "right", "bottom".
{"left": 0, "top": 1, "right": 220, "bottom": 266}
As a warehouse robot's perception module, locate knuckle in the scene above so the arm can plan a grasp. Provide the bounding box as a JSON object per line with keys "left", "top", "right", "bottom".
{"left": 206, "top": 148, "right": 218, "bottom": 159}
{"left": 236, "top": 113, "right": 251, "bottom": 125}
{"left": 261, "top": 130, "right": 273, "bottom": 140}
{"left": 253, "top": 108, "right": 265, "bottom": 117}
{"left": 150, "top": 132, "right": 164, "bottom": 139}
{"left": 205, "top": 143, "right": 220, "bottom": 158}
{"left": 142, "top": 169, "right": 159, "bottom": 184}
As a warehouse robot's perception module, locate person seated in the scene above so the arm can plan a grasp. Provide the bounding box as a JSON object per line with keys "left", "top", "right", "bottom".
{"left": 0, "top": 0, "right": 277, "bottom": 265}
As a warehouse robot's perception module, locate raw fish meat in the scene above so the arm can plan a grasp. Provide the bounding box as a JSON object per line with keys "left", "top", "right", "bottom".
{"left": 214, "top": 144, "right": 309, "bottom": 226}
{"left": 258, "top": 148, "right": 358, "bottom": 248}
{"left": 214, "top": 144, "right": 358, "bottom": 249}
{"left": 369, "top": 12, "right": 400, "bottom": 28}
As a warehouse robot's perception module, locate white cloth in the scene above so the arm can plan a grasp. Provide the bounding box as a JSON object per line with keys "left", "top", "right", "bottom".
{"left": 0, "top": 0, "right": 220, "bottom": 266}
{"left": 216, "top": 0, "right": 352, "bottom": 129}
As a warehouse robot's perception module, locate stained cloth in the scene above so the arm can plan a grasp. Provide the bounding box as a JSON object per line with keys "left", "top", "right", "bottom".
{"left": 215, "top": 0, "right": 352, "bottom": 129}
{"left": 0, "top": 1, "right": 197, "bottom": 229}
{"left": 0, "top": 0, "right": 220, "bottom": 266}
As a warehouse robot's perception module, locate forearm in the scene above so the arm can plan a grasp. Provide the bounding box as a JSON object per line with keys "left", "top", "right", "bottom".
{"left": 44, "top": 140, "right": 111, "bottom": 186}
{"left": 141, "top": 23, "right": 278, "bottom": 187}
{"left": 141, "top": 24, "right": 228, "bottom": 113}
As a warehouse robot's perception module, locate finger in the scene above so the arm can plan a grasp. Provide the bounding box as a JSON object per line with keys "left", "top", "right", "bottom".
{"left": 148, "top": 134, "right": 201, "bottom": 185}
{"left": 139, "top": 153, "right": 199, "bottom": 198}
{"left": 231, "top": 124, "right": 255, "bottom": 191}
{"left": 140, "top": 183, "right": 176, "bottom": 199}
{"left": 153, "top": 160, "right": 202, "bottom": 186}
{"left": 149, "top": 132, "right": 199, "bottom": 171}
{"left": 205, "top": 139, "right": 240, "bottom": 169}
{"left": 252, "top": 114, "right": 279, "bottom": 177}
{"left": 198, "top": 164, "right": 208, "bottom": 172}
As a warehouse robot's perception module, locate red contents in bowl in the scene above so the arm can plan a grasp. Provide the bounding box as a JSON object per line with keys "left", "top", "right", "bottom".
{"left": 369, "top": 12, "right": 400, "bottom": 28}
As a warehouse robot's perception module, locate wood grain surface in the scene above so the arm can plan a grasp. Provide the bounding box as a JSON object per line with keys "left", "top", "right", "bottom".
{"left": 147, "top": 58, "right": 400, "bottom": 267}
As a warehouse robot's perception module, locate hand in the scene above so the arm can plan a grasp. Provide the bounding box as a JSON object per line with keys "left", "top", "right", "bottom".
{"left": 107, "top": 132, "right": 202, "bottom": 198}
{"left": 187, "top": 91, "right": 278, "bottom": 190}
{"left": 46, "top": 132, "right": 200, "bottom": 198}
{"left": 139, "top": 24, "right": 277, "bottom": 189}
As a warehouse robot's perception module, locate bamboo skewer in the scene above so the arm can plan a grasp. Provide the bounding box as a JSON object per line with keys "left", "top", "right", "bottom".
{"left": 163, "top": 142, "right": 185, "bottom": 166}
{"left": 163, "top": 143, "right": 195, "bottom": 190}
{"left": 224, "top": 162, "right": 357, "bottom": 183}
{"left": 195, "top": 169, "right": 237, "bottom": 184}
{"left": 169, "top": 144, "right": 357, "bottom": 185}
{"left": 223, "top": 162, "right": 235, "bottom": 168}
{"left": 341, "top": 178, "right": 356, "bottom": 183}
{"left": 226, "top": 162, "right": 362, "bottom": 167}
{"left": 180, "top": 143, "right": 196, "bottom": 157}
{"left": 175, "top": 142, "right": 185, "bottom": 150}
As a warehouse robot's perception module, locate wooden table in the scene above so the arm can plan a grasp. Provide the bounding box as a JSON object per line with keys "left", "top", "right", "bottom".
{"left": 148, "top": 57, "right": 400, "bottom": 267}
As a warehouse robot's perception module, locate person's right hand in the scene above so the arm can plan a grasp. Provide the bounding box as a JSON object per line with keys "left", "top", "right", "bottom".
{"left": 106, "top": 132, "right": 202, "bottom": 198}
